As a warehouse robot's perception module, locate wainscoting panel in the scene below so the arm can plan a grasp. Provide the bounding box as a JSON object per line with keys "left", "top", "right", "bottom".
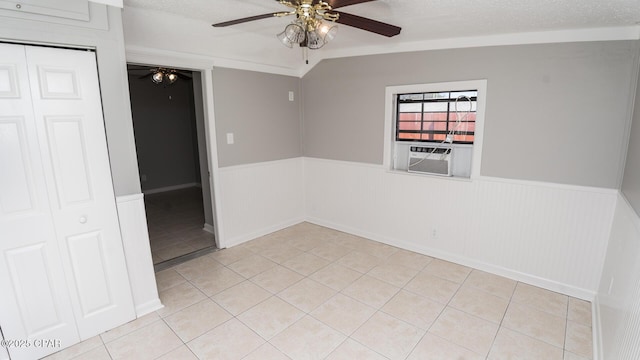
{"left": 469, "top": 178, "right": 616, "bottom": 295}
{"left": 217, "top": 158, "right": 305, "bottom": 247}
{"left": 596, "top": 193, "right": 640, "bottom": 360}
{"left": 115, "top": 194, "right": 162, "bottom": 316}
{"left": 304, "top": 157, "right": 617, "bottom": 299}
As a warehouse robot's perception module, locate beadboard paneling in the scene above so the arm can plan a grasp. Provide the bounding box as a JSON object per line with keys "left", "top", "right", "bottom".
{"left": 596, "top": 193, "right": 640, "bottom": 360}
{"left": 304, "top": 157, "right": 616, "bottom": 299}
{"left": 217, "top": 158, "right": 305, "bottom": 247}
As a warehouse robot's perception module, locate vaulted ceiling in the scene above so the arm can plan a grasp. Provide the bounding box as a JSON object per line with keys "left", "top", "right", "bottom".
{"left": 122, "top": 0, "right": 640, "bottom": 74}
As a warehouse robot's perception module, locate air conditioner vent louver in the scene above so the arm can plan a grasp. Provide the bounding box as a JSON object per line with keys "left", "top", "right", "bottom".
{"left": 408, "top": 146, "right": 452, "bottom": 176}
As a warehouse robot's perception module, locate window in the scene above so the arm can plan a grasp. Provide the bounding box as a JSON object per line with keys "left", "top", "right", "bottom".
{"left": 396, "top": 90, "right": 477, "bottom": 144}
{"left": 383, "top": 80, "right": 487, "bottom": 179}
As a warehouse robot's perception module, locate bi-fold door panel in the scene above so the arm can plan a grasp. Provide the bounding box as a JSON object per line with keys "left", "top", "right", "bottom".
{"left": 66, "top": 230, "right": 113, "bottom": 316}
{"left": 25, "top": 45, "right": 135, "bottom": 340}
{"left": 45, "top": 116, "right": 94, "bottom": 206}
{"left": 0, "top": 43, "right": 80, "bottom": 360}
{"left": 0, "top": 43, "right": 135, "bottom": 359}
{"left": 0, "top": 64, "right": 20, "bottom": 98}
{"left": 0, "top": 117, "right": 35, "bottom": 214}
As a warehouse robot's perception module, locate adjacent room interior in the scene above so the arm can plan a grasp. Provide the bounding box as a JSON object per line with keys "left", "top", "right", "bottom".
{"left": 126, "top": 64, "right": 217, "bottom": 267}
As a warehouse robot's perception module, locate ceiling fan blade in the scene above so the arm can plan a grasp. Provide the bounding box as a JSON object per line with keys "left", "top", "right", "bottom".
{"left": 212, "top": 13, "right": 281, "bottom": 27}
{"left": 326, "top": 0, "right": 376, "bottom": 9}
{"left": 332, "top": 11, "right": 401, "bottom": 37}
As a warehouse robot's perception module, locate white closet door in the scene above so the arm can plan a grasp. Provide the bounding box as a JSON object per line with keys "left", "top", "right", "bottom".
{"left": 0, "top": 43, "right": 80, "bottom": 360}
{"left": 24, "top": 46, "right": 135, "bottom": 338}
{"left": 0, "top": 43, "right": 135, "bottom": 359}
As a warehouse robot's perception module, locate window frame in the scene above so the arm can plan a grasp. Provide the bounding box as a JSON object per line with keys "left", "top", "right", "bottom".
{"left": 395, "top": 90, "right": 478, "bottom": 144}
{"left": 383, "top": 80, "right": 487, "bottom": 179}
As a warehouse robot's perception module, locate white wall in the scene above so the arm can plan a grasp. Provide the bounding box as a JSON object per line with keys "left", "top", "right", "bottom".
{"left": 116, "top": 195, "right": 162, "bottom": 316}
{"left": 213, "top": 155, "right": 615, "bottom": 299}
{"left": 304, "top": 157, "right": 616, "bottom": 299}
{"left": 192, "top": 72, "right": 215, "bottom": 228}
{"left": 217, "top": 158, "right": 305, "bottom": 248}
{"left": 595, "top": 194, "right": 640, "bottom": 359}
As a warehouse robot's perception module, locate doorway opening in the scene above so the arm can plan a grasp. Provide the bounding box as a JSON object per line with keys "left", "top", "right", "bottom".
{"left": 126, "top": 64, "right": 217, "bottom": 269}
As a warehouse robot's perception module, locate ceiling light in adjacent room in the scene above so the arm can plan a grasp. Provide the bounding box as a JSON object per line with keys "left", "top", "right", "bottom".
{"left": 166, "top": 72, "right": 178, "bottom": 84}
{"left": 149, "top": 68, "right": 181, "bottom": 85}
{"left": 151, "top": 71, "right": 164, "bottom": 84}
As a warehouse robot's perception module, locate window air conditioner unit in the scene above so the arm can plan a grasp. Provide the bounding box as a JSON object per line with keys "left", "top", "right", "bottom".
{"left": 408, "top": 146, "right": 453, "bottom": 176}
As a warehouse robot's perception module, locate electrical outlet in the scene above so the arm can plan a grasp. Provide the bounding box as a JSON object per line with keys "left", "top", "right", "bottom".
{"left": 289, "top": 91, "right": 294, "bottom": 101}
{"left": 431, "top": 229, "right": 438, "bottom": 239}
{"left": 140, "top": 174, "right": 147, "bottom": 182}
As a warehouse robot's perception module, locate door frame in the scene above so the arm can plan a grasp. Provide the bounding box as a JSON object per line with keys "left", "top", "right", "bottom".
{"left": 125, "top": 50, "right": 226, "bottom": 249}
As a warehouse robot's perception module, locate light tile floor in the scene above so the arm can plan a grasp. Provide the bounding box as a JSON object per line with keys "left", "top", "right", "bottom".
{"left": 45, "top": 222, "right": 593, "bottom": 360}
{"left": 144, "top": 187, "right": 216, "bottom": 264}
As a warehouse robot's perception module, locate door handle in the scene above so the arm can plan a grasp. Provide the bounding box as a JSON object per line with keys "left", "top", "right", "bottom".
{"left": 79, "top": 216, "right": 87, "bottom": 224}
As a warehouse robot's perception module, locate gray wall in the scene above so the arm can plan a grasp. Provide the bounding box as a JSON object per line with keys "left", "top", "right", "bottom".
{"left": 213, "top": 67, "right": 302, "bottom": 167}
{"left": 128, "top": 73, "right": 200, "bottom": 192}
{"left": 302, "top": 41, "right": 639, "bottom": 188}
{"left": 0, "top": 4, "right": 142, "bottom": 196}
{"left": 622, "top": 48, "right": 640, "bottom": 214}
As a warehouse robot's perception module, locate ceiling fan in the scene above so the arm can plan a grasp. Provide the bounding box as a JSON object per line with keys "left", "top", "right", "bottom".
{"left": 212, "top": 0, "right": 401, "bottom": 53}
{"left": 127, "top": 65, "right": 192, "bottom": 85}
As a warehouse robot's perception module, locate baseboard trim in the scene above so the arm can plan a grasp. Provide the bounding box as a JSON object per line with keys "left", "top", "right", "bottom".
{"left": 224, "top": 217, "right": 305, "bottom": 248}
{"left": 305, "top": 216, "right": 596, "bottom": 301}
{"left": 203, "top": 223, "right": 215, "bottom": 235}
{"left": 142, "top": 183, "right": 200, "bottom": 195}
{"left": 134, "top": 299, "right": 164, "bottom": 318}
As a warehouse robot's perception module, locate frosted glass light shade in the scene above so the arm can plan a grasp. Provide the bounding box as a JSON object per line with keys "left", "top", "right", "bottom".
{"left": 151, "top": 71, "right": 163, "bottom": 84}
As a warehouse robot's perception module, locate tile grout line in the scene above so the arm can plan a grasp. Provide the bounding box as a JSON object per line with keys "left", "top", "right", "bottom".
{"left": 150, "top": 223, "right": 589, "bottom": 360}
{"left": 231, "top": 235, "right": 391, "bottom": 359}
{"left": 419, "top": 268, "right": 490, "bottom": 358}
{"left": 483, "top": 278, "right": 519, "bottom": 360}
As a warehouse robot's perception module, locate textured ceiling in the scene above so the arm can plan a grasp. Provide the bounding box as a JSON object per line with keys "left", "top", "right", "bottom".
{"left": 122, "top": 0, "right": 640, "bottom": 73}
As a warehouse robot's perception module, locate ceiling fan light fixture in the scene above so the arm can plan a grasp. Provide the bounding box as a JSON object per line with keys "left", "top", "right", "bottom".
{"left": 277, "top": 30, "right": 295, "bottom": 47}
{"left": 166, "top": 72, "right": 178, "bottom": 84}
{"left": 212, "top": 0, "right": 402, "bottom": 62}
{"left": 151, "top": 71, "right": 164, "bottom": 84}
{"left": 278, "top": 22, "right": 307, "bottom": 48}
{"left": 147, "top": 68, "right": 185, "bottom": 85}
{"left": 321, "top": 24, "right": 338, "bottom": 43}
{"left": 306, "top": 30, "right": 324, "bottom": 49}
{"left": 285, "top": 22, "right": 306, "bottom": 43}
